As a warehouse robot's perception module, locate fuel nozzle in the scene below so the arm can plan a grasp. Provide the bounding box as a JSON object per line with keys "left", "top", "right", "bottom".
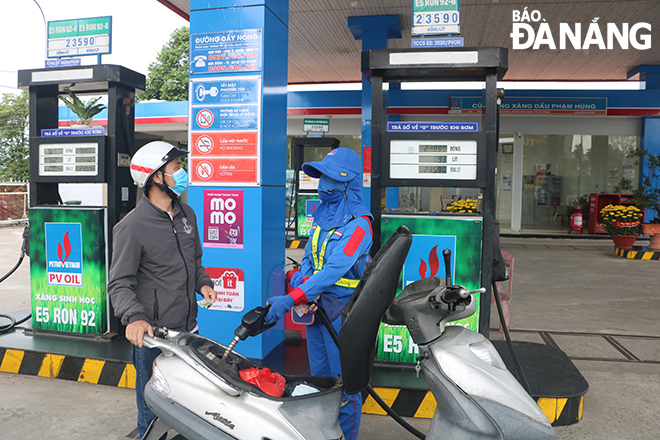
{"left": 222, "top": 305, "right": 274, "bottom": 360}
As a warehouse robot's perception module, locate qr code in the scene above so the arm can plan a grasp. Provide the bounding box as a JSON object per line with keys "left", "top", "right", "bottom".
{"left": 208, "top": 228, "right": 219, "bottom": 241}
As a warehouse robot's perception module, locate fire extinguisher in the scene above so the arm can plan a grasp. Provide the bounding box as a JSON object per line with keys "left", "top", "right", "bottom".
{"left": 570, "top": 203, "right": 583, "bottom": 233}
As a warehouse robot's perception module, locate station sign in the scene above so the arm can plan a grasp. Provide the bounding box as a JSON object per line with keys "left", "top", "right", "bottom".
{"left": 189, "top": 76, "right": 261, "bottom": 186}
{"left": 449, "top": 96, "right": 608, "bottom": 115}
{"left": 190, "top": 29, "right": 262, "bottom": 75}
{"left": 47, "top": 16, "right": 112, "bottom": 58}
{"left": 303, "top": 118, "right": 329, "bottom": 133}
{"left": 412, "top": 0, "right": 460, "bottom": 36}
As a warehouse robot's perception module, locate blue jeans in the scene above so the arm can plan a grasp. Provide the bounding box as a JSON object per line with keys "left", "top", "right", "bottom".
{"left": 132, "top": 344, "right": 162, "bottom": 438}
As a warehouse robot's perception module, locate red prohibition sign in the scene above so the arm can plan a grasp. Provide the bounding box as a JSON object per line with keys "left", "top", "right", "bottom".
{"left": 197, "top": 135, "right": 213, "bottom": 154}
{"left": 196, "top": 161, "right": 214, "bottom": 180}
{"left": 196, "top": 109, "right": 214, "bottom": 128}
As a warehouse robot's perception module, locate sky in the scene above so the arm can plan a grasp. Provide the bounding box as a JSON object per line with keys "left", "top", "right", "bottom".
{"left": 0, "top": 0, "right": 189, "bottom": 94}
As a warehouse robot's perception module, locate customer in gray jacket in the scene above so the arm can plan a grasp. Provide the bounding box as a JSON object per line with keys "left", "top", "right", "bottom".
{"left": 109, "top": 141, "right": 216, "bottom": 438}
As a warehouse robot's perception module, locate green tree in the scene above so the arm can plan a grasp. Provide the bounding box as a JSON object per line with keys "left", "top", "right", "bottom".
{"left": 0, "top": 91, "right": 29, "bottom": 181}
{"left": 138, "top": 26, "right": 189, "bottom": 102}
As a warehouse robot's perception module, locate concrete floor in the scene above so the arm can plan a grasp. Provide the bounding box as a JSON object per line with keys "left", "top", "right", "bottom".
{"left": 1, "top": 225, "right": 660, "bottom": 439}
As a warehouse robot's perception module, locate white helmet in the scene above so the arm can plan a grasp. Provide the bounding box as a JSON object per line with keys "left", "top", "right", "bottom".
{"left": 130, "top": 141, "right": 188, "bottom": 188}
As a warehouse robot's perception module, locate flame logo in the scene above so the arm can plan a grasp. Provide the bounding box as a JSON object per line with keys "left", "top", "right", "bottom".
{"left": 418, "top": 245, "right": 440, "bottom": 279}
{"left": 57, "top": 231, "right": 71, "bottom": 264}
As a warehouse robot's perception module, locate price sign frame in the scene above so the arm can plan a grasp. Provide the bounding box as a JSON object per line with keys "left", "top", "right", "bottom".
{"left": 381, "top": 131, "right": 485, "bottom": 188}
{"left": 31, "top": 136, "right": 107, "bottom": 183}
{"left": 47, "top": 16, "right": 112, "bottom": 59}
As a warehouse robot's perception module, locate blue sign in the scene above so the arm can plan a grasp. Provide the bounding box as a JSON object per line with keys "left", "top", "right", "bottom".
{"left": 191, "top": 77, "right": 260, "bottom": 106}
{"left": 412, "top": 37, "right": 463, "bottom": 48}
{"left": 192, "top": 105, "right": 259, "bottom": 131}
{"left": 45, "top": 222, "right": 83, "bottom": 287}
{"left": 45, "top": 58, "right": 82, "bottom": 68}
{"left": 403, "top": 235, "right": 456, "bottom": 285}
{"left": 190, "top": 29, "right": 262, "bottom": 75}
{"left": 450, "top": 96, "right": 608, "bottom": 115}
{"left": 387, "top": 121, "right": 479, "bottom": 132}
{"left": 41, "top": 127, "right": 104, "bottom": 137}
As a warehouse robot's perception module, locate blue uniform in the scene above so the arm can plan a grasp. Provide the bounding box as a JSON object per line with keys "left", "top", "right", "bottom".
{"left": 265, "top": 148, "right": 372, "bottom": 440}
{"left": 299, "top": 216, "right": 372, "bottom": 440}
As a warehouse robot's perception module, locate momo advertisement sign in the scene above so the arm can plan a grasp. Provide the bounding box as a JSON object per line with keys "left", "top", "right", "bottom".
{"left": 203, "top": 190, "right": 244, "bottom": 249}
{"left": 377, "top": 215, "right": 483, "bottom": 364}
{"left": 29, "top": 208, "right": 108, "bottom": 335}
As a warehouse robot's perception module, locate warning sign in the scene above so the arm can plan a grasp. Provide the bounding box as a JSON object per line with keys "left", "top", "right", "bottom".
{"left": 196, "top": 109, "right": 214, "bottom": 128}
{"left": 191, "top": 132, "right": 257, "bottom": 156}
{"left": 191, "top": 157, "right": 257, "bottom": 184}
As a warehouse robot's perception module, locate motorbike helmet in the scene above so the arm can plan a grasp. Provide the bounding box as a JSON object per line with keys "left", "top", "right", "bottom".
{"left": 130, "top": 141, "right": 188, "bottom": 188}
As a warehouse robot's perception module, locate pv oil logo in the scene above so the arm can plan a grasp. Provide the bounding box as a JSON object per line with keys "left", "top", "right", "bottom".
{"left": 45, "top": 223, "right": 83, "bottom": 287}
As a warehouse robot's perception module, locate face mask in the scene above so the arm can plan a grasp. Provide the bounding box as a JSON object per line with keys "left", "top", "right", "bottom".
{"left": 318, "top": 175, "right": 345, "bottom": 202}
{"left": 165, "top": 168, "right": 189, "bottom": 196}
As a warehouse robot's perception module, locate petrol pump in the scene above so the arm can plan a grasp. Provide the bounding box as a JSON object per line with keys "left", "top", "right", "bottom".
{"left": 18, "top": 64, "right": 145, "bottom": 338}
{"left": 363, "top": 47, "right": 506, "bottom": 365}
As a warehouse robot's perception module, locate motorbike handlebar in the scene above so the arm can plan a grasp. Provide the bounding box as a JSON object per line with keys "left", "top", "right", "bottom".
{"left": 434, "top": 286, "right": 486, "bottom": 305}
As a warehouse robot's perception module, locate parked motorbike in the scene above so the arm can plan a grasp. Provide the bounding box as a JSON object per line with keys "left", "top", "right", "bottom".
{"left": 142, "top": 225, "right": 556, "bottom": 440}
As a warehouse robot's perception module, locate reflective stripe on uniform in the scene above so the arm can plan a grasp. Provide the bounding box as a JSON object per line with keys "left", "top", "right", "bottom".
{"left": 311, "top": 226, "right": 360, "bottom": 289}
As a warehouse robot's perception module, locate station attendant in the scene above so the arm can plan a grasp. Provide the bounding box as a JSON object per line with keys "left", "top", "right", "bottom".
{"left": 264, "top": 147, "right": 373, "bottom": 440}
{"left": 108, "top": 141, "right": 216, "bottom": 438}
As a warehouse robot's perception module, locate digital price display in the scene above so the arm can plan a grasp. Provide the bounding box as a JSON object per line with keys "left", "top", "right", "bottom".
{"left": 39, "top": 143, "right": 99, "bottom": 176}
{"left": 390, "top": 140, "right": 478, "bottom": 180}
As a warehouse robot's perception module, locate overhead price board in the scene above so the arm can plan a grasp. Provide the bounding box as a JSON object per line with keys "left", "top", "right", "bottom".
{"left": 390, "top": 139, "right": 477, "bottom": 180}
{"left": 189, "top": 76, "right": 262, "bottom": 186}
{"left": 47, "top": 16, "right": 112, "bottom": 58}
{"left": 412, "top": 0, "right": 460, "bottom": 36}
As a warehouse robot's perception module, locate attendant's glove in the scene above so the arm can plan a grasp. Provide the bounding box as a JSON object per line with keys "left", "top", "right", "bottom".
{"left": 264, "top": 295, "right": 295, "bottom": 325}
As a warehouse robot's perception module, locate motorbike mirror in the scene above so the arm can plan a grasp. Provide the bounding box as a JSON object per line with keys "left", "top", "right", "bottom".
{"left": 443, "top": 249, "right": 452, "bottom": 286}
{"left": 234, "top": 304, "right": 275, "bottom": 340}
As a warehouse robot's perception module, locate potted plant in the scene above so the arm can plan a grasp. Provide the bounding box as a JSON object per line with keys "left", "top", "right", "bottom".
{"left": 615, "top": 148, "right": 660, "bottom": 249}
{"left": 599, "top": 204, "right": 642, "bottom": 249}
{"left": 58, "top": 88, "right": 106, "bottom": 128}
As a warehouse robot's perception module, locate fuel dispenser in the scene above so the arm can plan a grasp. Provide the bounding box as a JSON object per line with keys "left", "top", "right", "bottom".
{"left": 291, "top": 137, "right": 339, "bottom": 239}
{"left": 18, "top": 65, "right": 145, "bottom": 338}
{"left": 362, "top": 47, "right": 507, "bottom": 365}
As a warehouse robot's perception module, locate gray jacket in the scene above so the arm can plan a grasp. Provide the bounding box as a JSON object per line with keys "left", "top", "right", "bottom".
{"left": 108, "top": 195, "right": 213, "bottom": 332}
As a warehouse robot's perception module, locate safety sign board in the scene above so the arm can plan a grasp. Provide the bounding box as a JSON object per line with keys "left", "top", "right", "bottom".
{"left": 205, "top": 267, "right": 245, "bottom": 311}
{"left": 192, "top": 132, "right": 258, "bottom": 156}
{"left": 191, "top": 157, "right": 258, "bottom": 184}
{"left": 189, "top": 76, "right": 261, "bottom": 186}
{"left": 203, "top": 190, "right": 244, "bottom": 249}
{"left": 190, "top": 29, "right": 262, "bottom": 75}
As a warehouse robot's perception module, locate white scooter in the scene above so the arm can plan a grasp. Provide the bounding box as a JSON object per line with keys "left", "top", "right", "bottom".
{"left": 142, "top": 225, "right": 557, "bottom": 440}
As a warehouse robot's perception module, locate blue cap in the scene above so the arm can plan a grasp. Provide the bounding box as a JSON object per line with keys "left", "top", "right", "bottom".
{"left": 302, "top": 147, "right": 362, "bottom": 182}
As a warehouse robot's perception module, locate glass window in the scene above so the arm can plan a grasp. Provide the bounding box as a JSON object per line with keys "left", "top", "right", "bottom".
{"left": 521, "top": 134, "right": 639, "bottom": 231}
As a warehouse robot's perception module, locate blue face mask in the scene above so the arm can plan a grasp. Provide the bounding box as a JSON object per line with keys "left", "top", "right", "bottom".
{"left": 165, "top": 168, "right": 189, "bottom": 196}
{"left": 318, "top": 175, "right": 345, "bottom": 202}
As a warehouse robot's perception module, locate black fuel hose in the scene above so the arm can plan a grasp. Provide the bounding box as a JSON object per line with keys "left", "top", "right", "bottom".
{"left": 0, "top": 226, "right": 31, "bottom": 334}
{"left": 491, "top": 281, "right": 531, "bottom": 394}
{"left": 314, "top": 305, "right": 426, "bottom": 440}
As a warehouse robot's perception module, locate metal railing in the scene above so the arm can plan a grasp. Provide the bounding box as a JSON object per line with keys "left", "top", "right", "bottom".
{"left": 0, "top": 183, "right": 28, "bottom": 225}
